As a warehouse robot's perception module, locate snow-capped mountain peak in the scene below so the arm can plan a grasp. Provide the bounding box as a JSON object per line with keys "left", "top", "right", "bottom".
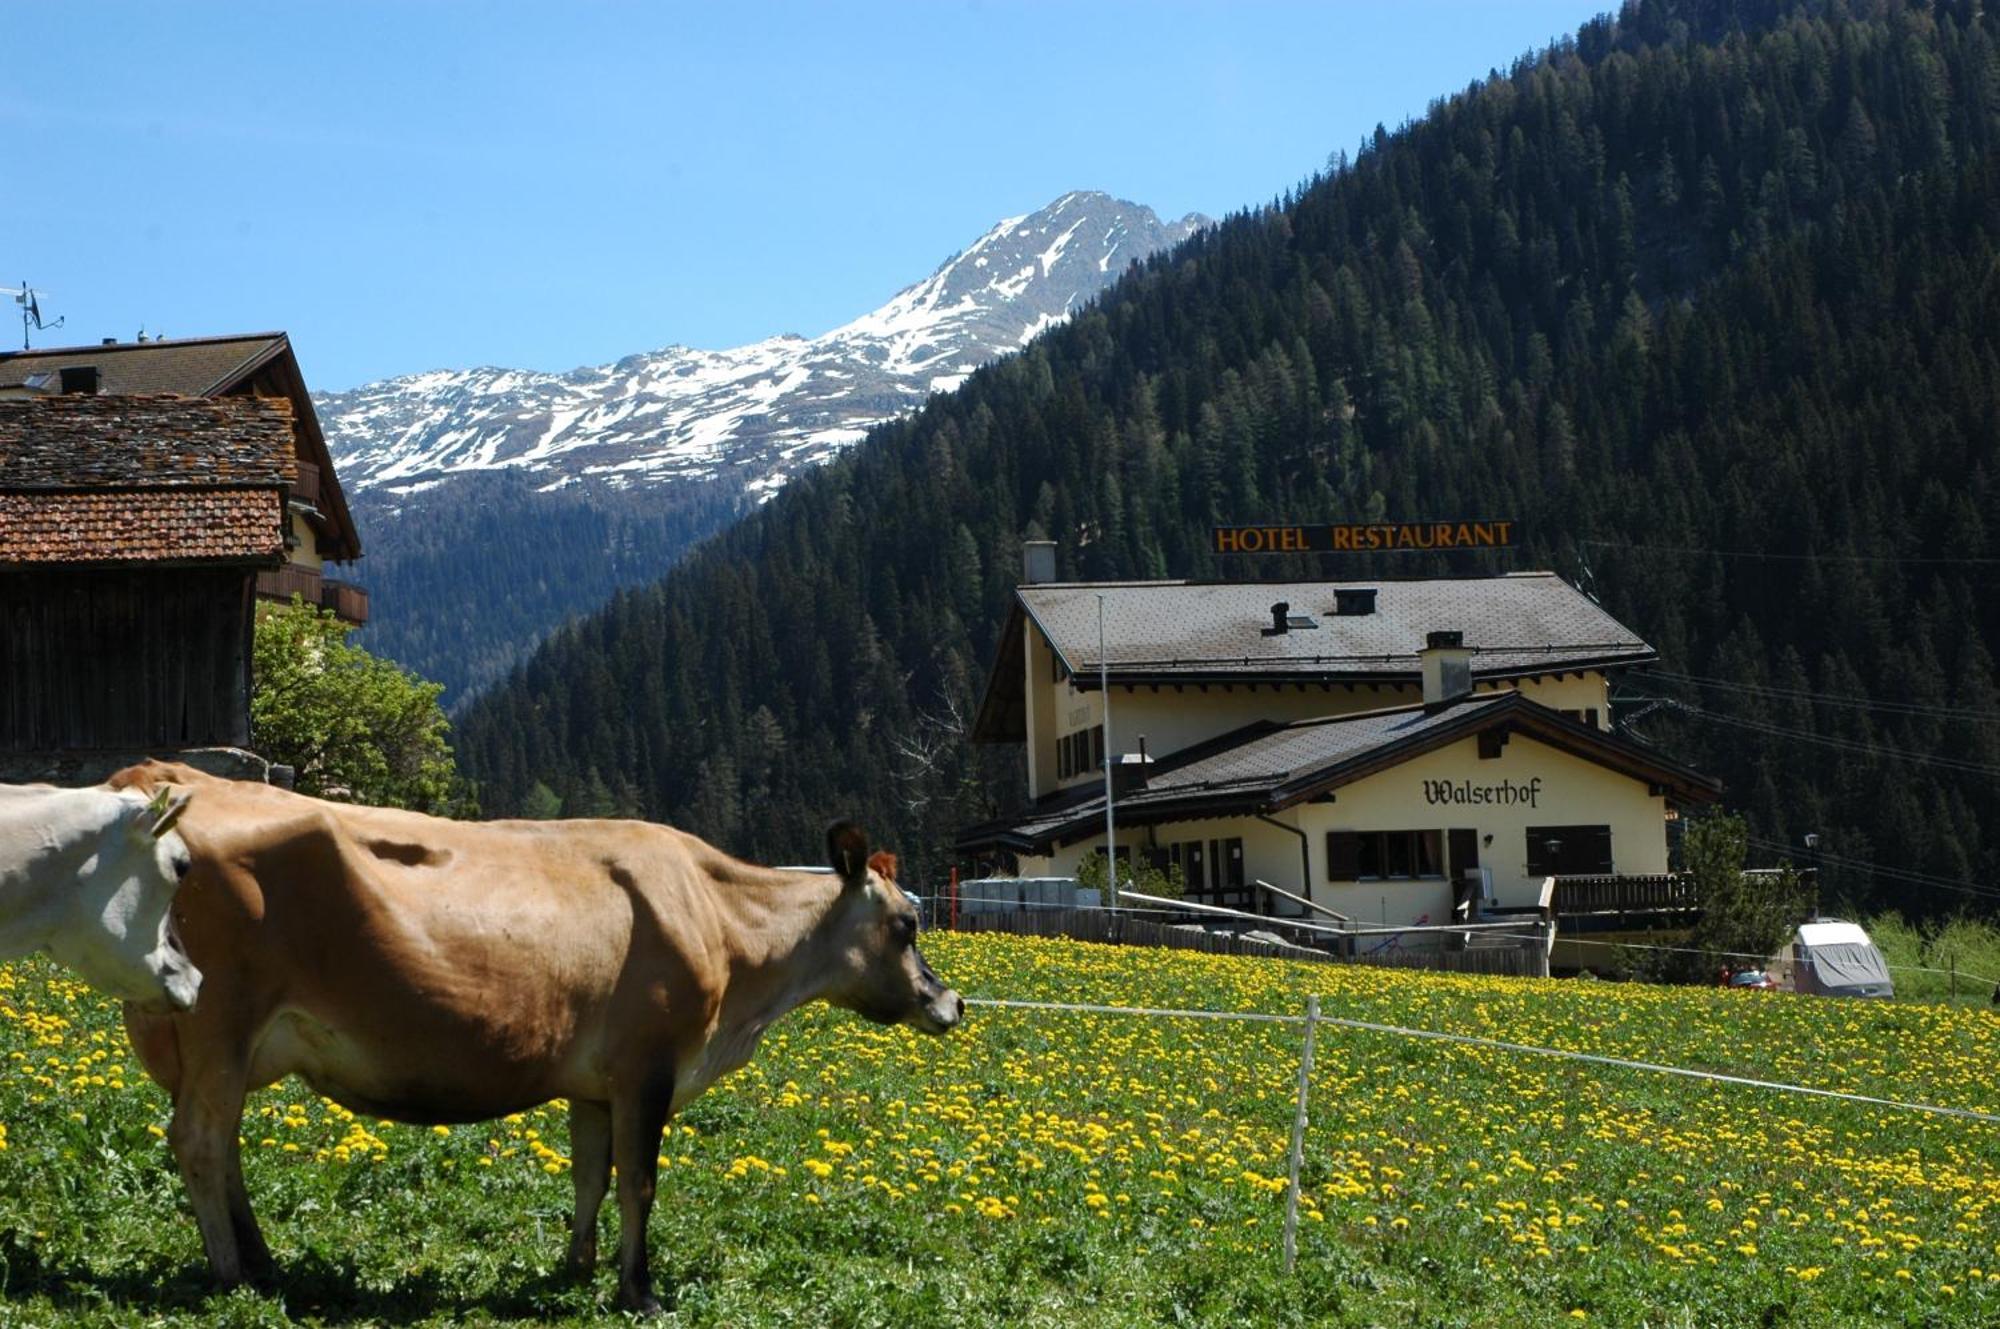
{"left": 317, "top": 192, "right": 1207, "bottom": 503}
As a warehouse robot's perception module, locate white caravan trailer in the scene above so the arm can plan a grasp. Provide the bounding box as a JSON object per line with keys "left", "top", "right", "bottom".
{"left": 1789, "top": 919, "right": 1894, "bottom": 999}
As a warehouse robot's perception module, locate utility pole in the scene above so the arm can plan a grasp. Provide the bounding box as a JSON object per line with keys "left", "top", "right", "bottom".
{"left": 1099, "top": 592, "right": 1118, "bottom": 910}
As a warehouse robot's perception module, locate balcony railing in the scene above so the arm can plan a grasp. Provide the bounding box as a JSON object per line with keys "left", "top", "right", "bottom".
{"left": 1553, "top": 874, "right": 1701, "bottom": 932}
{"left": 255, "top": 564, "right": 321, "bottom": 604}
{"left": 254, "top": 565, "right": 368, "bottom": 626}
{"left": 322, "top": 579, "right": 368, "bottom": 625}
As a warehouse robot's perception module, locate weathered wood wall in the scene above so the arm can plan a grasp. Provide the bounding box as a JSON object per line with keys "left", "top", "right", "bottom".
{"left": 0, "top": 568, "right": 254, "bottom": 752}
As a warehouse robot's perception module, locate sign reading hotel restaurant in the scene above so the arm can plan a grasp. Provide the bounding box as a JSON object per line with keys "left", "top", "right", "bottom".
{"left": 1212, "top": 520, "right": 1516, "bottom": 555}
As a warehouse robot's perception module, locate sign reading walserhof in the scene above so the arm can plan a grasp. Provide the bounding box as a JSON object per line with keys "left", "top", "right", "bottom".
{"left": 1211, "top": 520, "right": 1517, "bottom": 555}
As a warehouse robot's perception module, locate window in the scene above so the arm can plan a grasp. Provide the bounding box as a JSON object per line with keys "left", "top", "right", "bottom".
{"left": 1525, "top": 825, "right": 1613, "bottom": 876}
{"left": 1056, "top": 725, "right": 1104, "bottom": 780}
{"left": 1326, "top": 830, "right": 1445, "bottom": 881}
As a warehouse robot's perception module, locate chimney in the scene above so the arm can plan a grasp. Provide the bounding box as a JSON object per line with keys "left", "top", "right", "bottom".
{"left": 1334, "top": 587, "right": 1377, "bottom": 616}
{"left": 1022, "top": 539, "right": 1057, "bottom": 585}
{"left": 1111, "top": 736, "right": 1155, "bottom": 794}
{"left": 59, "top": 366, "right": 100, "bottom": 395}
{"left": 1420, "top": 630, "right": 1474, "bottom": 707}
{"left": 100, "top": 337, "right": 118, "bottom": 346}
{"left": 1269, "top": 600, "right": 1290, "bottom": 634}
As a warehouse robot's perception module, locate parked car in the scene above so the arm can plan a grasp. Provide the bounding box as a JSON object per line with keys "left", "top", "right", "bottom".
{"left": 1723, "top": 968, "right": 1780, "bottom": 990}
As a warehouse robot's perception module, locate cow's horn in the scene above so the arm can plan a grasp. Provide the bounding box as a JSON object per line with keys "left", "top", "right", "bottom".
{"left": 151, "top": 789, "right": 193, "bottom": 839}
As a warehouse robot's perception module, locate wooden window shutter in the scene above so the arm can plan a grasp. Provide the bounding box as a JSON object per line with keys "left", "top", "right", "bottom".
{"left": 1326, "top": 831, "right": 1361, "bottom": 881}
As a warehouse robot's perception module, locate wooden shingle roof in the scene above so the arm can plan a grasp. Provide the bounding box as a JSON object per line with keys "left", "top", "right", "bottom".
{"left": 0, "top": 395, "right": 293, "bottom": 567}
{"left": 0, "top": 333, "right": 360, "bottom": 561}
{"left": 0, "top": 393, "right": 296, "bottom": 488}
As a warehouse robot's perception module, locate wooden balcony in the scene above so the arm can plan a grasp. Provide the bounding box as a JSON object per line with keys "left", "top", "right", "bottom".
{"left": 254, "top": 565, "right": 368, "bottom": 626}
{"left": 291, "top": 459, "right": 322, "bottom": 507}
{"left": 1553, "top": 874, "right": 1701, "bottom": 933}
{"left": 322, "top": 579, "right": 368, "bottom": 625}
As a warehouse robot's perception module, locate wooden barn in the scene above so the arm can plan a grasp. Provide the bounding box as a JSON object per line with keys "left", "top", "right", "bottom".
{"left": 0, "top": 334, "right": 367, "bottom": 780}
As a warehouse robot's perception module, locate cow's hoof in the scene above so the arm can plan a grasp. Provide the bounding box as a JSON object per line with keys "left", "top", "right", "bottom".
{"left": 615, "top": 1287, "right": 662, "bottom": 1316}
{"left": 243, "top": 1254, "right": 279, "bottom": 1292}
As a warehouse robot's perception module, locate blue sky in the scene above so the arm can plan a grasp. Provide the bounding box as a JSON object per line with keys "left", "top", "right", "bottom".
{"left": 7, "top": 2, "right": 1609, "bottom": 390}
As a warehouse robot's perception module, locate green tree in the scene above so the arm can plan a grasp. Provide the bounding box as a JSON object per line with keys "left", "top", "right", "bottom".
{"left": 1680, "top": 812, "right": 1813, "bottom": 981}
{"left": 1077, "top": 851, "right": 1186, "bottom": 901}
{"left": 518, "top": 781, "right": 564, "bottom": 820}
{"left": 252, "top": 597, "right": 474, "bottom": 815}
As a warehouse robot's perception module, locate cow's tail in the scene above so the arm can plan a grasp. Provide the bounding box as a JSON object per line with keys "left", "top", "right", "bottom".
{"left": 123, "top": 1005, "right": 183, "bottom": 1100}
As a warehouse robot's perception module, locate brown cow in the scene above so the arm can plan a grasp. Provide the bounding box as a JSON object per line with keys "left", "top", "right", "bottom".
{"left": 109, "top": 762, "right": 962, "bottom": 1314}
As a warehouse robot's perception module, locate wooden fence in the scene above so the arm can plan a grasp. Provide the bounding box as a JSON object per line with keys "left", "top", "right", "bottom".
{"left": 950, "top": 906, "right": 1546, "bottom": 977}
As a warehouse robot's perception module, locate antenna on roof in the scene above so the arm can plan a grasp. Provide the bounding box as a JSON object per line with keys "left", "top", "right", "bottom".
{"left": 5, "top": 280, "right": 64, "bottom": 350}
{"left": 1573, "top": 538, "right": 1601, "bottom": 605}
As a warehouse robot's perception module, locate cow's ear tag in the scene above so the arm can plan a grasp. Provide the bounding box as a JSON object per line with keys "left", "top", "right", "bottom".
{"left": 151, "top": 789, "right": 192, "bottom": 839}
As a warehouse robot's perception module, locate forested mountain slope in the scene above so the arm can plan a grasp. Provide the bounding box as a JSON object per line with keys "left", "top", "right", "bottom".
{"left": 456, "top": 0, "right": 2000, "bottom": 915}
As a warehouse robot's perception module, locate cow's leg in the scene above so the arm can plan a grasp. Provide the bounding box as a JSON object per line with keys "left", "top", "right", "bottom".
{"left": 168, "top": 1043, "right": 269, "bottom": 1286}
{"left": 564, "top": 1098, "right": 612, "bottom": 1280}
{"left": 610, "top": 1071, "right": 675, "bottom": 1314}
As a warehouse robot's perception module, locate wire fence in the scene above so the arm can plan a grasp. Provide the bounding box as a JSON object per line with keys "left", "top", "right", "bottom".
{"left": 1557, "top": 933, "right": 2000, "bottom": 989}
{"left": 962, "top": 988, "right": 2000, "bottom": 1273}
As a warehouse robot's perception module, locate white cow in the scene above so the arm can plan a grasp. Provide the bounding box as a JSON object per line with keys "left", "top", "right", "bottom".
{"left": 0, "top": 783, "right": 201, "bottom": 1012}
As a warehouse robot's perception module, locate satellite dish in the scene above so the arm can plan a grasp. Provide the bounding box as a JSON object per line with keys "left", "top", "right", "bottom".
{"left": 8, "top": 280, "right": 63, "bottom": 348}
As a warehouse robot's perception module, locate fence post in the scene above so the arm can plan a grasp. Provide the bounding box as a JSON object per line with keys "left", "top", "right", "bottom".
{"left": 948, "top": 867, "right": 959, "bottom": 932}
{"left": 1282, "top": 993, "right": 1320, "bottom": 1274}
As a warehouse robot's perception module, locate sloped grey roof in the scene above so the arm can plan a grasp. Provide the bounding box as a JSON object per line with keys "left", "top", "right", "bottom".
{"left": 1141, "top": 695, "right": 1509, "bottom": 796}
{"left": 972, "top": 572, "right": 1655, "bottom": 745}
{"left": 957, "top": 690, "right": 1718, "bottom": 855}
{"left": 1021, "top": 573, "right": 1651, "bottom": 679}
{"left": 0, "top": 335, "right": 287, "bottom": 397}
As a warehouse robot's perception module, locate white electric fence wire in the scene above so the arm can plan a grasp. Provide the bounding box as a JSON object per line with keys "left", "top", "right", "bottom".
{"left": 962, "top": 997, "right": 2000, "bottom": 1125}
{"left": 1558, "top": 934, "right": 2000, "bottom": 986}
{"left": 967, "top": 996, "right": 1306, "bottom": 1025}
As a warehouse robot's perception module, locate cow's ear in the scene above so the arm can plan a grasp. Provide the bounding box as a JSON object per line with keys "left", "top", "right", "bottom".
{"left": 866, "top": 850, "right": 898, "bottom": 883}
{"left": 827, "top": 821, "right": 870, "bottom": 888}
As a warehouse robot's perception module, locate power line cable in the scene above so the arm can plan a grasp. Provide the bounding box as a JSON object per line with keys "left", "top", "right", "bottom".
{"left": 1628, "top": 696, "right": 2000, "bottom": 778}
{"left": 1577, "top": 539, "right": 2000, "bottom": 567}
{"left": 1635, "top": 669, "right": 2000, "bottom": 724}
{"left": 1741, "top": 834, "right": 2000, "bottom": 902}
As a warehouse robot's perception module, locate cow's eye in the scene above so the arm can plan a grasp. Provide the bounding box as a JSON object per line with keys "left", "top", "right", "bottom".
{"left": 892, "top": 914, "right": 917, "bottom": 945}
{"left": 172, "top": 854, "right": 192, "bottom": 879}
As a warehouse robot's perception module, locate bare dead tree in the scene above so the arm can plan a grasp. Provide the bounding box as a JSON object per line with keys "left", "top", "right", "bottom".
{"left": 888, "top": 691, "right": 971, "bottom": 815}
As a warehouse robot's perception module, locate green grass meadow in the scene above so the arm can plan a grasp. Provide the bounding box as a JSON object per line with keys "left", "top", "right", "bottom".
{"left": 0, "top": 934, "right": 1993, "bottom": 1327}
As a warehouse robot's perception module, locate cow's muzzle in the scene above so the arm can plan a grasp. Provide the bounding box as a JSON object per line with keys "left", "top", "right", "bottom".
{"left": 910, "top": 988, "right": 964, "bottom": 1035}
{"left": 138, "top": 942, "right": 202, "bottom": 1015}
